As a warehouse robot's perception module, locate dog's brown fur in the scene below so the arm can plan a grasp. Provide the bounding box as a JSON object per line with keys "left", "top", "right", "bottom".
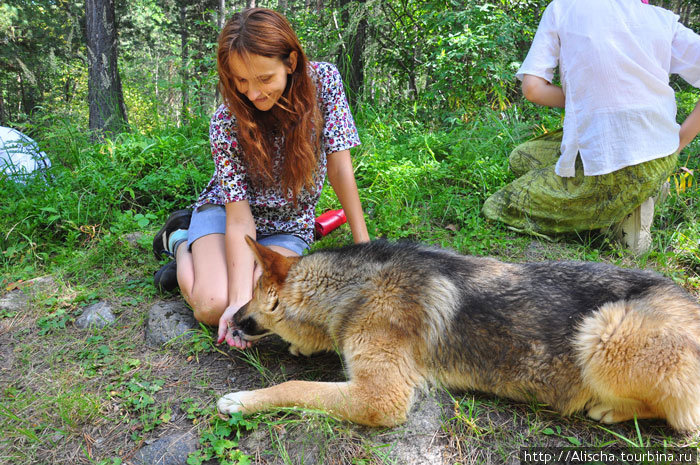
{"left": 217, "top": 238, "right": 700, "bottom": 429}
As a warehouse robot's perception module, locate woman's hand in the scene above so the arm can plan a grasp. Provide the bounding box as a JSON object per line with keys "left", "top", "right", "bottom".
{"left": 217, "top": 303, "right": 252, "bottom": 349}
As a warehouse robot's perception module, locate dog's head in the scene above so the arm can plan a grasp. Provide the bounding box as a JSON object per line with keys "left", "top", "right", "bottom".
{"left": 232, "top": 236, "right": 301, "bottom": 342}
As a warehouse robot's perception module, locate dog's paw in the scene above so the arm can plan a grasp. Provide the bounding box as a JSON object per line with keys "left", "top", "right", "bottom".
{"left": 217, "top": 391, "right": 254, "bottom": 415}
{"left": 587, "top": 403, "right": 617, "bottom": 424}
{"left": 288, "top": 344, "right": 313, "bottom": 356}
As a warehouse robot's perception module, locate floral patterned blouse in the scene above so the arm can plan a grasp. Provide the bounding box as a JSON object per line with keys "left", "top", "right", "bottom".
{"left": 193, "top": 62, "right": 361, "bottom": 244}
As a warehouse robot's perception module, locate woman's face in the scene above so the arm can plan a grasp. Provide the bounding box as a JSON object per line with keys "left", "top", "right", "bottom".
{"left": 229, "top": 52, "right": 295, "bottom": 111}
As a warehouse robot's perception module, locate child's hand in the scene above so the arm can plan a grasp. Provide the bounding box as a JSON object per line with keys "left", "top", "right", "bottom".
{"left": 217, "top": 304, "right": 252, "bottom": 349}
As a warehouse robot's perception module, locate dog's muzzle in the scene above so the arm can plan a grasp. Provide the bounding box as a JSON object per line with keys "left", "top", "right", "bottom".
{"left": 232, "top": 306, "right": 272, "bottom": 341}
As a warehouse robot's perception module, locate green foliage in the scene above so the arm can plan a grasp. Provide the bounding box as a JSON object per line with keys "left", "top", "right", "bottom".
{"left": 37, "top": 307, "right": 70, "bottom": 335}
{"left": 331, "top": 0, "right": 548, "bottom": 116}
{"left": 0, "top": 0, "right": 85, "bottom": 124}
{"left": 4, "top": 95, "right": 699, "bottom": 288}
{"left": 1, "top": 380, "right": 101, "bottom": 448}
{"left": 183, "top": 400, "right": 256, "bottom": 465}
{"left": 96, "top": 459, "right": 124, "bottom": 465}
{"left": 0, "top": 118, "right": 211, "bottom": 278}
{"left": 540, "top": 425, "right": 583, "bottom": 446}
{"left": 108, "top": 372, "right": 171, "bottom": 439}
{"left": 168, "top": 324, "right": 220, "bottom": 360}
{"left": 342, "top": 105, "right": 526, "bottom": 253}
{"left": 76, "top": 335, "right": 115, "bottom": 377}
{"left": 425, "top": 2, "right": 537, "bottom": 110}
{"left": 5, "top": 0, "right": 553, "bottom": 129}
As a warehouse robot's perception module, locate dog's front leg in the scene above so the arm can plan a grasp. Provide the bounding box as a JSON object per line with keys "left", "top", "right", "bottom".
{"left": 218, "top": 379, "right": 412, "bottom": 427}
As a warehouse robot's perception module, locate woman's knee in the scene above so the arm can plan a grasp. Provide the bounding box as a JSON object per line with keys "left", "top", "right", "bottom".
{"left": 189, "top": 289, "right": 228, "bottom": 326}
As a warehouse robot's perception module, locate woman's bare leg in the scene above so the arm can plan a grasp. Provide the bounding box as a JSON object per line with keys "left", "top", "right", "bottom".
{"left": 176, "top": 233, "right": 229, "bottom": 325}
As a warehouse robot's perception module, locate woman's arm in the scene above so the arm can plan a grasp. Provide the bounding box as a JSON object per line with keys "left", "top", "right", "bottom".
{"left": 679, "top": 98, "right": 700, "bottom": 152}
{"left": 521, "top": 74, "right": 565, "bottom": 108}
{"left": 326, "top": 150, "right": 370, "bottom": 243}
{"left": 217, "top": 200, "right": 257, "bottom": 348}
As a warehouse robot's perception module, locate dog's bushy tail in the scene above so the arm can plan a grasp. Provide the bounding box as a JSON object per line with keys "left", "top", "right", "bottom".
{"left": 573, "top": 290, "right": 700, "bottom": 431}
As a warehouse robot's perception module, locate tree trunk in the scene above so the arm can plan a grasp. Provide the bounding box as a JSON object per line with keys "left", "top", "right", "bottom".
{"left": 348, "top": 16, "right": 367, "bottom": 108}
{"left": 86, "top": 0, "right": 129, "bottom": 139}
{"left": 336, "top": 0, "right": 366, "bottom": 110}
{"left": 408, "top": 72, "right": 417, "bottom": 99}
{"left": 681, "top": 3, "right": 691, "bottom": 25}
{"left": 218, "top": 0, "right": 226, "bottom": 29}
{"left": 0, "top": 93, "right": 5, "bottom": 126}
{"left": 17, "top": 67, "right": 40, "bottom": 118}
{"left": 18, "top": 72, "right": 25, "bottom": 116}
{"left": 154, "top": 53, "right": 160, "bottom": 119}
{"left": 215, "top": 0, "right": 226, "bottom": 105}
{"left": 167, "top": 60, "right": 178, "bottom": 122}
{"left": 179, "top": 1, "right": 190, "bottom": 124}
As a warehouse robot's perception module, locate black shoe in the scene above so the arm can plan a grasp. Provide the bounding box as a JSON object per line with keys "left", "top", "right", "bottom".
{"left": 154, "top": 261, "right": 178, "bottom": 293}
{"left": 153, "top": 209, "right": 192, "bottom": 259}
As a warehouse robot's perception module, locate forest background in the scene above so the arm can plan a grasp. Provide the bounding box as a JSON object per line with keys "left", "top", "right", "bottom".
{"left": 2, "top": 1, "right": 700, "bottom": 463}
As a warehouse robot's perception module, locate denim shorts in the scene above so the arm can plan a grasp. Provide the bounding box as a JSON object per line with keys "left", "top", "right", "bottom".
{"left": 188, "top": 204, "right": 310, "bottom": 255}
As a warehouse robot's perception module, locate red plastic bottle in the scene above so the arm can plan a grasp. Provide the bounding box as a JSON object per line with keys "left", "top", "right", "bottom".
{"left": 314, "top": 209, "right": 347, "bottom": 238}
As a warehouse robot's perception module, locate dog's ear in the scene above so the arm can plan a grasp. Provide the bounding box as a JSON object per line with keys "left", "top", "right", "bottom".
{"left": 245, "top": 235, "right": 300, "bottom": 284}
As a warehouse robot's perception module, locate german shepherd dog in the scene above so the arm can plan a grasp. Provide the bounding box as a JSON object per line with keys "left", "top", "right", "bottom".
{"left": 217, "top": 237, "right": 700, "bottom": 430}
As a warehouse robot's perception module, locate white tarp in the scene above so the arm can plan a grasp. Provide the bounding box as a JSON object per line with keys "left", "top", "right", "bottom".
{"left": 0, "top": 126, "right": 51, "bottom": 181}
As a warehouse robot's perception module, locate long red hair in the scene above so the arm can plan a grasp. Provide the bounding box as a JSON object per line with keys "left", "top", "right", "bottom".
{"left": 217, "top": 8, "right": 322, "bottom": 200}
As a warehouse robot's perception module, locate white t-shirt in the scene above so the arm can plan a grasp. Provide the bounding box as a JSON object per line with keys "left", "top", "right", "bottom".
{"left": 517, "top": 0, "right": 700, "bottom": 177}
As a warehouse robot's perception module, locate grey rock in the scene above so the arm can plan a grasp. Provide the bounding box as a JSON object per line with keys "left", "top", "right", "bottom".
{"left": 20, "top": 276, "right": 56, "bottom": 297}
{"left": 0, "top": 334, "right": 14, "bottom": 370}
{"left": 239, "top": 419, "right": 324, "bottom": 465}
{"left": 125, "top": 232, "right": 144, "bottom": 248}
{"left": 132, "top": 430, "right": 199, "bottom": 465}
{"left": 237, "top": 388, "right": 448, "bottom": 465}
{"left": 382, "top": 389, "right": 448, "bottom": 465}
{"left": 75, "top": 301, "right": 116, "bottom": 329}
{"left": 1, "top": 276, "right": 56, "bottom": 314}
{"left": 0, "top": 290, "right": 28, "bottom": 314}
{"left": 145, "top": 300, "right": 198, "bottom": 347}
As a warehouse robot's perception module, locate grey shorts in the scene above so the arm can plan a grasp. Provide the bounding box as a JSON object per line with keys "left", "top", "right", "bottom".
{"left": 188, "top": 204, "right": 310, "bottom": 255}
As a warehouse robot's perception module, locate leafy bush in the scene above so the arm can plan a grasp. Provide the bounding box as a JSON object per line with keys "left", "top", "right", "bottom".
{"left": 0, "top": 117, "right": 212, "bottom": 274}
{"left": 356, "top": 0, "right": 548, "bottom": 117}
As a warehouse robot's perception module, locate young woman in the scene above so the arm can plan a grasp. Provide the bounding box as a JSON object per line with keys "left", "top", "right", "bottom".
{"left": 482, "top": 0, "right": 700, "bottom": 254}
{"left": 152, "top": 8, "right": 370, "bottom": 349}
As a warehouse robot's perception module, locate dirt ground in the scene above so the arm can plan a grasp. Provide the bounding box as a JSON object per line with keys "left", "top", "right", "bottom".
{"left": 2, "top": 240, "right": 699, "bottom": 465}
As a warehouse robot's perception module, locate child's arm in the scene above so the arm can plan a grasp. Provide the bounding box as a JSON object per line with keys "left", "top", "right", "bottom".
{"left": 327, "top": 149, "right": 370, "bottom": 243}
{"left": 522, "top": 74, "right": 565, "bottom": 108}
{"left": 678, "top": 99, "right": 700, "bottom": 152}
{"left": 218, "top": 200, "right": 257, "bottom": 349}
